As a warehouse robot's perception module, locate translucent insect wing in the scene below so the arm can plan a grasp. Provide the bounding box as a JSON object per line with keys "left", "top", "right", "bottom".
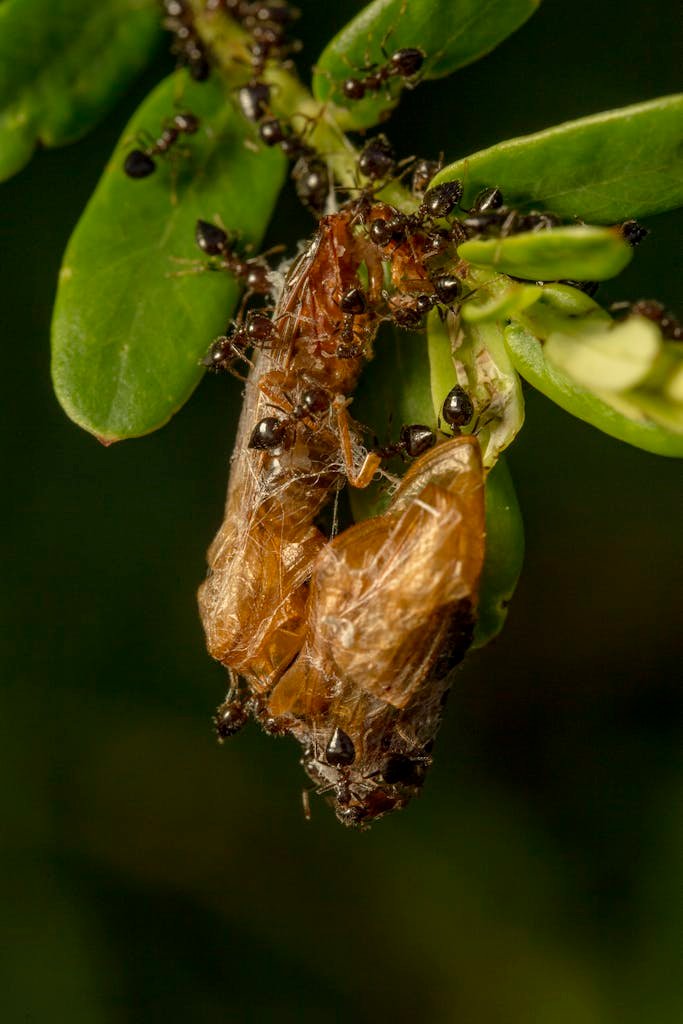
{"left": 269, "top": 436, "right": 485, "bottom": 715}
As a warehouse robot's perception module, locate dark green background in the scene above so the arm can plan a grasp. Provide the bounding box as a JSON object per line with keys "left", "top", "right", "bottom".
{"left": 1, "top": 1, "right": 682, "bottom": 1020}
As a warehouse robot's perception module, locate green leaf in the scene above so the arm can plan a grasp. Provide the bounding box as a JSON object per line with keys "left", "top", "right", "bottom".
{"left": 432, "top": 95, "right": 683, "bottom": 221}
{"left": 459, "top": 226, "right": 633, "bottom": 282}
{"left": 0, "top": 0, "right": 162, "bottom": 182}
{"left": 313, "top": 0, "right": 541, "bottom": 131}
{"left": 505, "top": 322, "right": 683, "bottom": 457}
{"left": 511, "top": 282, "right": 611, "bottom": 338}
{"left": 473, "top": 457, "right": 524, "bottom": 649}
{"left": 545, "top": 316, "right": 662, "bottom": 392}
{"left": 51, "top": 71, "right": 287, "bottom": 442}
{"left": 460, "top": 275, "right": 542, "bottom": 324}
{"left": 428, "top": 306, "right": 525, "bottom": 468}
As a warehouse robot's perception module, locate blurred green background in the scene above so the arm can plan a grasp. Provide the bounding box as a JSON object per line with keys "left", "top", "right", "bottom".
{"left": 1, "top": 1, "right": 682, "bottom": 1021}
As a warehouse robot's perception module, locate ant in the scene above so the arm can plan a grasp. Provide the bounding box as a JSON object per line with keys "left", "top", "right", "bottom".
{"left": 237, "top": 80, "right": 272, "bottom": 122}
{"left": 373, "top": 424, "right": 437, "bottom": 460}
{"left": 342, "top": 47, "right": 425, "bottom": 100}
{"left": 461, "top": 186, "right": 561, "bottom": 238}
{"left": 123, "top": 111, "right": 199, "bottom": 179}
{"left": 368, "top": 181, "right": 464, "bottom": 248}
{"left": 411, "top": 157, "right": 443, "bottom": 198}
{"left": 431, "top": 273, "right": 462, "bottom": 306}
{"left": 611, "top": 299, "right": 682, "bottom": 341}
{"left": 202, "top": 312, "right": 279, "bottom": 378}
{"left": 441, "top": 385, "right": 474, "bottom": 433}
{"left": 335, "top": 287, "right": 374, "bottom": 358}
{"left": 213, "top": 692, "right": 249, "bottom": 739}
{"left": 216, "top": 0, "right": 302, "bottom": 76}
{"left": 193, "top": 219, "right": 274, "bottom": 293}
{"left": 162, "top": 1, "right": 210, "bottom": 81}
{"left": 247, "top": 385, "right": 331, "bottom": 450}
{"left": 620, "top": 219, "right": 649, "bottom": 247}
{"left": 383, "top": 291, "right": 435, "bottom": 329}
{"left": 358, "top": 135, "right": 397, "bottom": 182}
{"left": 293, "top": 153, "right": 330, "bottom": 215}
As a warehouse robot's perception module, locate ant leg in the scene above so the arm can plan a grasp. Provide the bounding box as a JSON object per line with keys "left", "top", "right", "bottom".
{"left": 166, "top": 257, "right": 227, "bottom": 278}
{"left": 333, "top": 396, "right": 382, "bottom": 489}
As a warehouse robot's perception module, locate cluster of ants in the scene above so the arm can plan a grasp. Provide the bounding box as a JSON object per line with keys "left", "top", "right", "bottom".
{"left": 137, "top": 4, "right": 681, "bottom": 824}
{"left": 134, "top": 3, "right": 681, "bottom": 431}
{"left": 198, "top": 166, "right": 512, "bottom": 464}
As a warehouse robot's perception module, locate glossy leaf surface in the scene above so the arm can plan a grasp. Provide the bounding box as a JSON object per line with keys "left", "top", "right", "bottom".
{"left": 0, "top": 0, "right": 162, "bottom": 182}
{"left": 505, "top": 323, "right": 683, "bottom": 457}
{"left": 52, "top": 72, "right": 287, "bottom": 442}
{"left": 459, "top": 226, "right": 632, "bottom": 282}
{"left": 432, "top": 95, "right": 683, "bottom": 221}
{"left": 313, "top": 0, "right": 541, "bottom": 130}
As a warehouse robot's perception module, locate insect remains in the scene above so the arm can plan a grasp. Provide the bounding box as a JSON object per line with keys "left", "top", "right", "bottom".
{"left": 197, "top": 177, "right": 488, "bottom": 826}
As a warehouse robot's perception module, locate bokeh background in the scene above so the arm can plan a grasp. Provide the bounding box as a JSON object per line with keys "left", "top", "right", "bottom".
{"left": 2, "top": 1, "right": 682, "bottom": 1020}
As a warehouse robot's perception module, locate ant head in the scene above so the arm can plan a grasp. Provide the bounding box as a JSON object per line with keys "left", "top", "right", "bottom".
{"left": 124, "top": 149, "right": 156, "bottom": 179}
{"left": 411, "top": 157, "right": 442, "bottom": 197}
{"left": 621, "top": 219, "right": 649, "bottom": 247}
{"left": 195, "top": 219, "right": 229, "bottom": 255}
{"left": 259, "top": 118, "right": 286, "bottom": 147}
{"left": 340, "top": 287, "right": 367, "bottom": 315}
{"left": 358, "top": 135, "right": 396, "bottom": 182}
{"left": 213, "top": 698, "right": 248, "bottom": 740}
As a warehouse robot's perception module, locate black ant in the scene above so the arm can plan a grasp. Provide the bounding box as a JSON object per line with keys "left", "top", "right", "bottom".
{"left": 368, "top": 181, "right": 464, "bottom": 248}
{"left": 335, "top": 287, "right": 374, "bottom": 358}
{"left": 384, "top": 291, "right": 435, "bottom": 329}
{"left": 385, "top": 271, "right": 464, "bottom": 328}
{"left": 620, "top": 219, "right": 649, "bottom": 247}
{"left": 611, "top": 299, "right": 682, "bottom": 341}
{"left": 462, "top": 186, "right": 561, "bottom": 238}
{"left": 247, "top": 385, "right": 331, "bottom": 450}
{"left": 342, "top": 47, "right": 425, "bottom": 100}
{"left": 441, "top": 385, "right": 474, "bottom": 432}
{"left": 237, "top": 80, "right": 272, "bottom": 122}
{"left": 202, "top": 312, "right": 279, "bottom": 378}
{"left": 162, "top": 1, "right": 210, "bottom": 81}
{"left": 373, "top": 424, "right": 437, "bottom": 460}
{"left": 411, "top": 157, "right": 443, "bottom": 198}
{"left": 293, "top": 154, "right": 330, "bottom": 214}
{"left": 213, "top": 691, "right": 249, "bottom": 739}
{"left": 123, "top": 111, "right": 199, "bottom": 179}
{"left": 194, "top": 219, "right": 274, "bottom": 293}
{"left": 358, "top": 135, "right": 397, "bottom": 182}
{"left": 251, "top": 111, "right": 330, "bottom": 215}
{"left": 215, "top": 0, "right": 302, "bottom": 76}
{"left": 431, "top": 274, "right": 462, "bottom": 306}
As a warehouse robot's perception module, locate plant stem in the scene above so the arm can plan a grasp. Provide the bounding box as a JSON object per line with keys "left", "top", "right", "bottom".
{"left": 189, "top": 3, "right": 415, "bottom": 208}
